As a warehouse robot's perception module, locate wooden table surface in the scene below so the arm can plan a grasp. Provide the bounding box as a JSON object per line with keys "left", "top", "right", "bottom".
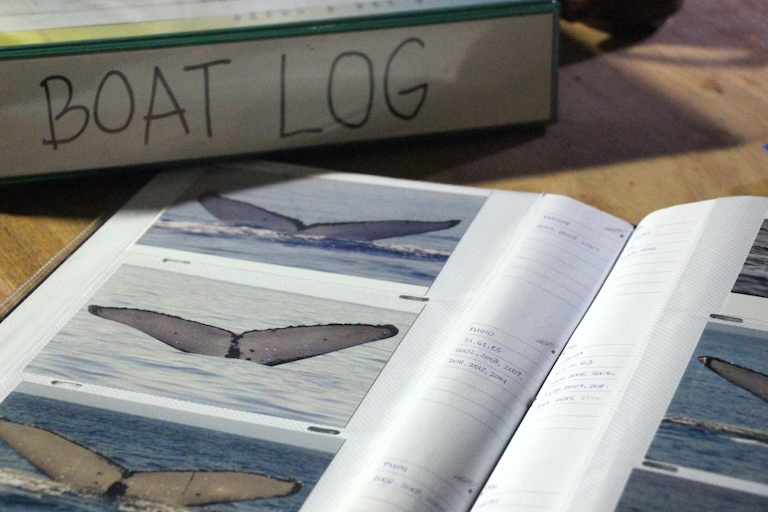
{"left": 1, "top": 0, "right": 766, "bottom": 319}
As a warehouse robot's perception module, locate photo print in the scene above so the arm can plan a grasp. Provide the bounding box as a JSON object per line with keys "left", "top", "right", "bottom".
{"left": 25, "top": 264, "right": 419, "bottom": 426}
{"left": 0, "top": 389, "right": 336, "bottom": 512}
{"left": 136, "top": 164, "right": 486, "bottom": 287}
{"left": 616, "top": 323, "right": 768, "bottom": 510}
{"left": 732, "top": 218, "right": 768, "bottom": 299}
{"left": 720, "top": 218, "right": 768, "bottom": 322}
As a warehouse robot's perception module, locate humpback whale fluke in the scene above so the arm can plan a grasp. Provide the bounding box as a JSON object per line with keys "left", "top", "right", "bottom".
{"left": 699, "top": 356, "right": 768, "bottom": 403}
{"left": 88, "top": 305, "right": 399, "bottom": 366}
{"left": 198, "top": 193, "right": 461, "bottom": 241}
{"left": 0, "top": 419, "right": 301, "bottom": 506}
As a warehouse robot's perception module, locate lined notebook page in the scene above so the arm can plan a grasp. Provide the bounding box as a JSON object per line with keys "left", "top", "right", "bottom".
{"left": 470, "top": 201, "right": 715, "bottom": 512}
{"left": 344, "top": 195, "right": 631, "bottom": 512}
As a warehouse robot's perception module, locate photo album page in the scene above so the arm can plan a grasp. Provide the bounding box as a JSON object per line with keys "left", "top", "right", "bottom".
{"left": 8, "top": 162, "right": 767, "bottom": 512}
{"left": 0, "top": 160, "right": 582, "bottom": 512}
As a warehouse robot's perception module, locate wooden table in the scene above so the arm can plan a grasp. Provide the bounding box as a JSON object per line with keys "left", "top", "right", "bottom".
{"left": 1, "top": 0, "right": 766, "bottom": 319}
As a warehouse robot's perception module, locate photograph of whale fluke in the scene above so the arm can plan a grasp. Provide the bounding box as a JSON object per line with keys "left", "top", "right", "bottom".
{"left": 699, "top": 355, "right": 768, "bottom": 403}
{"left": 0, "top": 418, "right": 301, "bottom": 506}
{"left": 88, "top": 305, "right": 399, "bottom": 366}
{"left": 197, "top": 193, "right": 461, "bottom": 241}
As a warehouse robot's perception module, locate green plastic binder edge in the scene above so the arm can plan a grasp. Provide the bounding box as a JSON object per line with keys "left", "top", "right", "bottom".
{"left": 0, "top": 1, "right": 557, "bottom": 59}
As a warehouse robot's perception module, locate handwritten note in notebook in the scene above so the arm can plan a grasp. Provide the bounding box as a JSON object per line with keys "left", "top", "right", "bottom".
{"left": 471, "top": 202, "right": 710, "bottom": 512}
{"left": 351, "top": 195, "right": 631, "bottom": 512}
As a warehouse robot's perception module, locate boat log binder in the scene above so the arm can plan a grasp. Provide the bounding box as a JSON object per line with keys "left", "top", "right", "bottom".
{"left": 0, "top": 0, "right": 558, "bottom": 180}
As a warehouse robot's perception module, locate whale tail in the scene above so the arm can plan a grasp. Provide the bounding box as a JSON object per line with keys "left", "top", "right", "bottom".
{"left": 88, "top": 305, "right": 399, "bottom": 365}
{"left": 299, "top": 219, "right": 461, "bottom": 242}
{"left": 699, "top": 356, "right": 768, "bottom": 403}
{"left": 198, "top": 193, "right": 305, "bottom": 233}
{"left": 198, "top": 193, "right": 460, "bottom": 241}
{"left": 0, "top": 419, "right": 301, "bottom": 506}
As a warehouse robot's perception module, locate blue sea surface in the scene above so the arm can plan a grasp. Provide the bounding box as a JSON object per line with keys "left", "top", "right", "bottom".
{"left": 645, "top": 326, "right": 768, "bottom": 484}
{"left": 617, "top": 325, "right": 768, "bottom": 510}
{"left": 732, "top": 219, "right": 768, "bottom": 298}
{"left": 0, "top": 392, "right": 335, "bottom": 512}
{"left": 136, "top": 168, "right": 486, "bottom": 287}
{"left": 616, "top": 468, "right": 768, "bottom": 512}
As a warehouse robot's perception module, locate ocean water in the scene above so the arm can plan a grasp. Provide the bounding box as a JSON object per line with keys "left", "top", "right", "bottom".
{"left": 617, "top": 325, "right": 768, "bottom": 510}
{"left": 136, "top": 168, "right": 486, "bottom": 287}
{"left": 616, "top": 468, "right": 768, "bottom": 512}
{"left": 732, "top": 219, "right": 768, "bottom": 298}
{"left": 645, "top": 326, "right": 768, "bottom": 483}
{"left": 0, "top": 392, "right": 334, "bottom": 512}
{"left": 141, "top": 221, "right": 453, "bottom": 287}
{"left": 25, "top": 265, "right": 418, "bottom": 427}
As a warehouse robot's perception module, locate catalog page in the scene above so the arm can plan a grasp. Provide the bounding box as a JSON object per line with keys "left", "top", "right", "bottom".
{"left": 0, "top": 161, "right": 502, "bottom": 512}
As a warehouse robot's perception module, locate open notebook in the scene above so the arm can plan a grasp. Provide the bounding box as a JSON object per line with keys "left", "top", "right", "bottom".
{"left": 1, "top": 160, "right": 768, "bottom": 511}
